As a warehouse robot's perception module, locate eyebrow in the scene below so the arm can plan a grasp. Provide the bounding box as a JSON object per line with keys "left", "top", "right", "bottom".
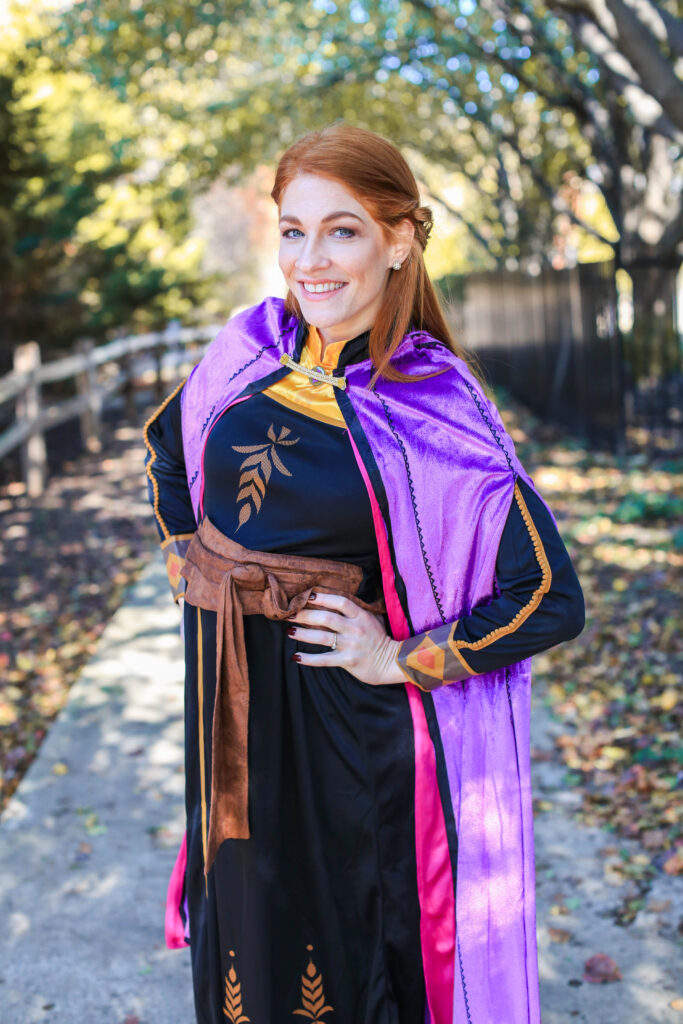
{"left": 279, "top": 210, "right": 365, "bottom": 225}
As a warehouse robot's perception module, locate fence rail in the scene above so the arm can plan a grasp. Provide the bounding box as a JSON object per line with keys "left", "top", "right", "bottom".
{"left": 1, "top": 320, "right": 221, "bottom": 496}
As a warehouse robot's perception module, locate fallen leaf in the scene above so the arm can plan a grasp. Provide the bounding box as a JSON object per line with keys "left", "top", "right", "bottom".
{"left": 52, "top": 762, "right": 69, "bottom": 775}
{"left": 548, "top": 927, "right": 572, "bottom": 943}
{"left": 641, "top": 829, "right": 668, "bottom": 850}
{"left": 656, "top": 689, "right": 678, "bottom": 712}
{"left": 530, "top": 747, "right": 554, "bottom": 762}
{"left": 663, "top": 851, "right": 683, "bottom": 876}
{"left": 550, "top": 903, "right": 570, "bottom": 916}
{"left": 583, "top": 954, "right": 622, "bottom": 984}
{"left": 670, "top": 998, "right": 683, "bottom": 1011}
{"left": 646, "top": 899, "right": 671, "bottom": 913}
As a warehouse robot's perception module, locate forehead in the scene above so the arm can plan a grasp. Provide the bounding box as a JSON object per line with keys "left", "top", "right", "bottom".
{"left": 279, "top": 173, "right": 369, "bottom": 218}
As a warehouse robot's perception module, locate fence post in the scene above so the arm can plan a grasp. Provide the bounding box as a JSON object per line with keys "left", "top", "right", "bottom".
{"left": 165, "top": 319, "right": 182, "bottom": 378}
{"left": 14, "top": 341, "right": 47, "bottom": 497}
{"left": 76, "top": 338, "right": 102, "bottom": 453}
{"left": 122, "top": 341, "right": 137, "bottom": 423}
{"left": 154, "top": 340, "right": 165, "bottom": 402}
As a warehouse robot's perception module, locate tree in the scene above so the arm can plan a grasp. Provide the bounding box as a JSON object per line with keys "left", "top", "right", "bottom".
{"left": 0, "top": 3, "right": 216, "bottom": 370}
{"left": 35, "top": 0, "right": 683, "bottom": 367}
{"left": 52, "top": 0, "right": 681, "bottom": 255}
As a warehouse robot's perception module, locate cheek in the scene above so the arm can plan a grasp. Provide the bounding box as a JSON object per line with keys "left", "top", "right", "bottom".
{"left": 345, "top": 245, "right": 385, "bottom": 287}
{"left": 365, "top": 238, "right": 390, "bottom": 279}
{"left": 278, "top": 248, "right": 293, "bottom": 277}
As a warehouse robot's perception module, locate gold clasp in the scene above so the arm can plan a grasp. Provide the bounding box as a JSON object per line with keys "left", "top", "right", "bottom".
{"left": 279, "top": 353, "right": 347, "bottom": 390}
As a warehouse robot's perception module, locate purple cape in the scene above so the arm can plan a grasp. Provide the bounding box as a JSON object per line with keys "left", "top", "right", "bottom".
{"left": 180, "top": 297, "right": 542, "bottom": 1024}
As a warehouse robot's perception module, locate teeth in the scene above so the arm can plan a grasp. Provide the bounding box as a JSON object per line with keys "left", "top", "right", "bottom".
{"left": 302, "top": 282, "right": 345, "bottom": 293}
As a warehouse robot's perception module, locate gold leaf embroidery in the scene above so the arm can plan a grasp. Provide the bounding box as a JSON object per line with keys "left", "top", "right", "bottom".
{"left": 223, "top": 950, "right": 251, "bottom": 1023}
{"left": 233, "top": 424, "right": 299, "bottom": 531}
{"left": 270, "top": 448, "right": 292, "bottom": 476}
{"left": 293, "top": 945, "right": 333, "bottom": 1021}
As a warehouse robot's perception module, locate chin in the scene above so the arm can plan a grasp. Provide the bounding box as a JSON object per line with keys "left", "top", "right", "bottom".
{"left": 300, "top": 305, "right": 350, "bottom": 330}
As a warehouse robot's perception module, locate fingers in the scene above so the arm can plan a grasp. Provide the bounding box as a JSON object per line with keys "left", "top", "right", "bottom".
{"left": 292, "top": 650, "right": 342, "bottom": 668}
{"left": 287, "top": 607, "right": 349, "bottom": 632}
{"left": 288, "top": 625, "right": 337, "bottom": 648}
{"left": 305, "top": 592, "right": 358, "bottom": 616}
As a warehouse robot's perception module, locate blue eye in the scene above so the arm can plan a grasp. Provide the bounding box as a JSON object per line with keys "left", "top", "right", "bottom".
{"left": 280, "top": 225, "right": 356, "bottom": 239}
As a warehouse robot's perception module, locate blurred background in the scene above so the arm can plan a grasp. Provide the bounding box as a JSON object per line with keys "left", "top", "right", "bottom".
{"left": 0, "top": 0, "right": 681, "bottom": 1015}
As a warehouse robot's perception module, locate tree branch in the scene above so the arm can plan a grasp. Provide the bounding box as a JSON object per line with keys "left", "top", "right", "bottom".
{"left": 429, "top": 190, "right": 504, "bottom": 262}
{"left": 602, "top": 0, "right": 683, "bottom": 131}
{"left": 654, "top": 198, "right": 683, "bottom": 261}
{"left": 557, "top": 8, "right": 683, "bottom": 140}
{"left": 501, "top": 135, "right": 618, "bottom": 246}
{"left": 408, "top": 0, "right": 623, "bottom": 169}
{"left": 644, "top": 0, "right": 683, "bottom": 58}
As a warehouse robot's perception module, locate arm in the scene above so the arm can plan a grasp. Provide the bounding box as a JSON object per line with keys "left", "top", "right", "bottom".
{"left": 143, "top": 380, "right": 197, "bottom": 602}
{"left": 396, "top": 477, "right": 585, "bottom": 691}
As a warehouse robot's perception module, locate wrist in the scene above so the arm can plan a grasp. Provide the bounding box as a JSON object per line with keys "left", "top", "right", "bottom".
{"left": 386, "top": 637, "right": 414, "bottom": 685}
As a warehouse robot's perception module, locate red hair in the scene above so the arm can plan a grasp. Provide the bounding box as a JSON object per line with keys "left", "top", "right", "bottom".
{"left": 271, "top": 123, "right": 468, "bottom": 384}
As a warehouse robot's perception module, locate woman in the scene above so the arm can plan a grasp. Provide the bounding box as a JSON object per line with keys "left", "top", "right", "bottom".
{"left": 144, "top": 123, "right": 584, "bottom": 1024}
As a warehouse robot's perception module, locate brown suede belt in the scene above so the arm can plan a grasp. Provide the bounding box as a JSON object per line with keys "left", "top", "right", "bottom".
{"left": 180, "top": 516, "right": 386, "bottom": 874}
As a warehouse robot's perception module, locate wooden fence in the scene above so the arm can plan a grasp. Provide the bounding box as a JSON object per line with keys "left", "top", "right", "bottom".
{"left": 442, "top": 260, "right": 682, "bottom": 451}
{"left": 0, "top": 321, "right": 221, "bottom": 496}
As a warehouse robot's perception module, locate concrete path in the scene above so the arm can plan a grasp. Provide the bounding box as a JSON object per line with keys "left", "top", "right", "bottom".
{"left": 0, "top": 555, "right": 681, "bottom": 1023}
{"left": 0, "top": 555, "right": 193, "bottom": 1024}
{"left": 532, "top": 694, "right": 683, "bottom": 1022}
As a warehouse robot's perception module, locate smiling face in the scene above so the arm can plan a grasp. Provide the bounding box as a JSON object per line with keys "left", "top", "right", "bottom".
{"left": 278, "top": 174, "right": 412, "bottom": 346}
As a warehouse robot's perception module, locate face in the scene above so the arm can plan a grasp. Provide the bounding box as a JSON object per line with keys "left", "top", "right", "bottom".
{"left": 278, "top": 173, "right": 413, "bottom": 345}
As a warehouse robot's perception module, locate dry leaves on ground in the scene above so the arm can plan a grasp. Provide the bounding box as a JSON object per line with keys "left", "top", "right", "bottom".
{"left": 583, "top": 953, "right": 622, "bottom": 984}
{"left": 505, "top": 400, "right": 682, "bottom": 909}
{"left": 0, "top": 409, "right": 159, "bottom": 810}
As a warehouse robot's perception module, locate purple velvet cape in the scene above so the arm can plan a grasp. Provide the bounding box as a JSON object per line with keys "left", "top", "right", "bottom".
{"left": 179, "top": 297, "right": 542, "bottom": 1024}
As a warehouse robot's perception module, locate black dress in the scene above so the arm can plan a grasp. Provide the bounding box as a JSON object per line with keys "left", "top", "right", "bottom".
{"left": 183, "top": 390, "right": 425, "bottom": 1024}
{"left": 144, "top": 327, "right": 583, "bottom": 1024}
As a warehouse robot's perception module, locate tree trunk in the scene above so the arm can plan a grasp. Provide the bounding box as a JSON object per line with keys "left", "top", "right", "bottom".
{"left": 622, "top": 257, "right": 682, "bottom": 433}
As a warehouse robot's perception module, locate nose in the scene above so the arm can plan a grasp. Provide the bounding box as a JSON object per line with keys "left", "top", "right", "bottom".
{"left": 294, "top": 236, "right": 330, "bottom": 274}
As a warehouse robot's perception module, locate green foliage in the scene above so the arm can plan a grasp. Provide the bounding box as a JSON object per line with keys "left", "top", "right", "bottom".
{"left": 48, "top": 0, "right": 680, "bottom": 277}
{"left": 2, "top": 0, "right": 680, "bottom": 366}
{"left": 0, "top": 3, "right": 217, "bottom": 370}
{"left": 614, "top": 491, "right": 683, "bottom": 524}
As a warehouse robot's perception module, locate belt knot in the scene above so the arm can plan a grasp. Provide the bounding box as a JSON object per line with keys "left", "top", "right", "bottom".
{"left": 225, "top": 562, "right": 266, "bottom": 589}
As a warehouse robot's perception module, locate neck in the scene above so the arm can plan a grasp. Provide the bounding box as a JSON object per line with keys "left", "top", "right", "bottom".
{"left": 317, "top": 320, "right": 373, "bottom": 357}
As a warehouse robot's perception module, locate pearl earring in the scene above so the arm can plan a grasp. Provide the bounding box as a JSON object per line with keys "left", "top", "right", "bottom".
{"left": 392, "top": 260, "right": 402, "bottom": 270}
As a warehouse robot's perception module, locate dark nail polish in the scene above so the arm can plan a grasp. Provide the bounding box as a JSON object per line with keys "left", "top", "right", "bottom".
{"left": 287, "top": 627, "right": 296, "bottom": 637}
{"left": 309, "top": 592, "right": 317, "bottom": 601}
{"left": 292, "top": 653, "right": 302, "bottom": 663}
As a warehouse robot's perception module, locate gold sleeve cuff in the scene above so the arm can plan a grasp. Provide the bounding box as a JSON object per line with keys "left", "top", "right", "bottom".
{"left": 396, "top": 624, "right": 478, "bottom": 692}
{"left": 394, "top": 647, "right": 432, "bottom": 692}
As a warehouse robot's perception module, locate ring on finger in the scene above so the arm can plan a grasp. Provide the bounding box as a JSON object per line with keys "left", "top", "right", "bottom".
{"left": 330, "top": 633, "right": 338, "bottom": 651}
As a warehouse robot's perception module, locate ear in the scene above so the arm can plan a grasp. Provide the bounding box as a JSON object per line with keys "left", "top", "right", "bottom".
{"left": 389, "top": 218, "right": 415, "bottom": 267}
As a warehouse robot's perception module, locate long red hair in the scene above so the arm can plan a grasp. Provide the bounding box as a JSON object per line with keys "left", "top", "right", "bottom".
{"left": 271, "top": 123, "right": 468, "bottom": 384}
